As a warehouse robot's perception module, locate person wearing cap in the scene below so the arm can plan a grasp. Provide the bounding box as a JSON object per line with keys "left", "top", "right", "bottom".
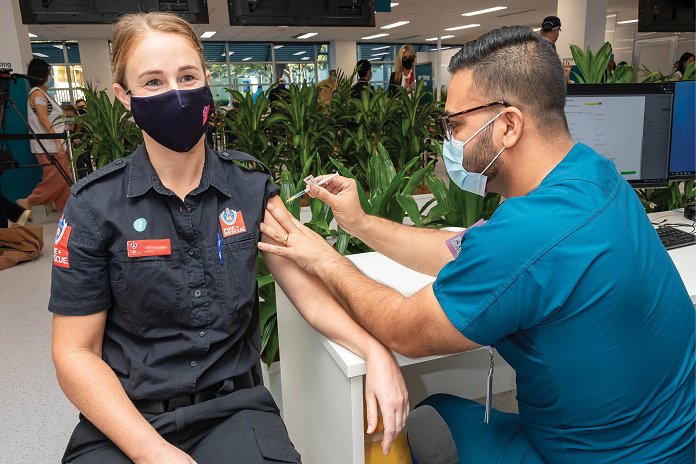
{"left": 540, "top": 16, "right": 562, "bottom": 45}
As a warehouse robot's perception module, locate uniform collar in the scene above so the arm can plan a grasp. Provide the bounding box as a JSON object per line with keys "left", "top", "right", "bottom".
{"left": 127, "top": 144, "right": 231, "bottom": 198}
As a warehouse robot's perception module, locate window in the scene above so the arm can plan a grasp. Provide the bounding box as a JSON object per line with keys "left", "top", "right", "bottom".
{"left": 30, "top": 41, "right": 84, "bottom": 104}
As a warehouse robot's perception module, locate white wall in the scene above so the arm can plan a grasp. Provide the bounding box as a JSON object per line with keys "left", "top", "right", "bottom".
{"left": 0, "top": 1, "right": 32, "bottom": 73}
{"left": 329, "top": 40, "right": 357, "bottom": 79}
{"left": 78, "top": 39, "right": 113, "bottom": 96}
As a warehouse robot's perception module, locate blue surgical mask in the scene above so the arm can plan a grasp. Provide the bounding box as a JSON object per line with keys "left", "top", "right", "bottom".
{"left": 442, "top": 110, "right": 506, "bottom": 196}
{"left": 46, "top": 74, "right": 54, "bottom": 88}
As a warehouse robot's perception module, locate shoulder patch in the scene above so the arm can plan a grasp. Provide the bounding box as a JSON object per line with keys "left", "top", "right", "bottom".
{"left": 71, "top": 157, "right": 129, "bottom": 195}
{"left": 218, "top": 150, "right": 271, "bottom": 175}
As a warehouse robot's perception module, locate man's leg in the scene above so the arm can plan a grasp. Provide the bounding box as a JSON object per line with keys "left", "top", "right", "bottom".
{"left": 412, "top": 394, "right": 545, "bottom": 464}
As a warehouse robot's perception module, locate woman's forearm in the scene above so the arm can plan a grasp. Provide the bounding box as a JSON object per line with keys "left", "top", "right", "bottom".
{"left": 54, "top": 350, "right": 171, "bottom": 463}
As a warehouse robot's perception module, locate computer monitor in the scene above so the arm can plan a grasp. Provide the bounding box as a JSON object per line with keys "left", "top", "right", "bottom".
{"left": 669, "top": 81, "right": 696, "bottom": 180}
{"left": 565, "top": 83, "right": 674, "bottom": 188}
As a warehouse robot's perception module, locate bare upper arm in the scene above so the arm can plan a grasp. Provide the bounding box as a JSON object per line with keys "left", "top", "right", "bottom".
{"left": 29, "top": 91, "right": 51, "bottom": 130}
{"left": 391, "top": 284, "right": 479, "bottom": 358}
{"left": 52, "top": 311, "right": 107, "bottom": 361}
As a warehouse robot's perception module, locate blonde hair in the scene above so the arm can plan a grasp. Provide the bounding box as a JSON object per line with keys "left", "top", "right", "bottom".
{"left": 111, "top": 12, "right": 205, "bottom": 88}
{"left": 394, "top": 44, "right": 416, "bottom": 83}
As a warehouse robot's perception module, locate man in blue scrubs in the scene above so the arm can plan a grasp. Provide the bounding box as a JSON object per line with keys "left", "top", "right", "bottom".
{"left": 259, "top": 26, "right": 695, "bottom": 463}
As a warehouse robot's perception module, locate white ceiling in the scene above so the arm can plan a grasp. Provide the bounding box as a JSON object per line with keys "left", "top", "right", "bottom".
{"left": 27, "top": 0, "right": 641, "bottom": 44}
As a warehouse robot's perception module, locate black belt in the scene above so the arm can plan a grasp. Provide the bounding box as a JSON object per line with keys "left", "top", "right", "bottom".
{"left": 132, "top": 370, "right": 256, "bottom": 415}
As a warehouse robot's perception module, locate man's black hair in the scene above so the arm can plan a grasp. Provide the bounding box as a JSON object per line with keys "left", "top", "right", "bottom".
{"left": 27, "top": 58, "right": 51, "bottom": 88}
{"left": 356, "top": 59, "right": 371, "bottom": 79}
{"left": 448, "top": 26, "right": 568, "bottom": 130}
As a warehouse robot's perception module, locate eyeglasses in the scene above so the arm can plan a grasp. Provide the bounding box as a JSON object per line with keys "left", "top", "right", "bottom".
{"left": 438, "top": 100, "right": 510, "bottom": 141}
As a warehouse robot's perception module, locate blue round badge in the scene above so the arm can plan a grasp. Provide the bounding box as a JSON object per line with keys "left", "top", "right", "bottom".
{"left": 133, "top": 218, "right": 147, "bottom": 232}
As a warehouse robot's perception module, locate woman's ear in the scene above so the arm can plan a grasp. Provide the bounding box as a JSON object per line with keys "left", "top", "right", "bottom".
{"left": 205, "top": 69, "right": 211, "bottom": 86}
{"left": 113, "top": 83, "right": 131, "bottom": 110}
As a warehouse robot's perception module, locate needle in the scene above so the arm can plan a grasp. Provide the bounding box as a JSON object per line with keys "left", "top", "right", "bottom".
{"left": 285, "top": 172, "right": 340, "bottom": 203}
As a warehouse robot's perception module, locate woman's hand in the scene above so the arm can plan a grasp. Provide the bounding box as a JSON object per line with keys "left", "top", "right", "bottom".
{"left": 364, "top": 344, "right": 410, "bottom": 455}
{"left": 134, "top": 442, "right": 197, "bottom": 464}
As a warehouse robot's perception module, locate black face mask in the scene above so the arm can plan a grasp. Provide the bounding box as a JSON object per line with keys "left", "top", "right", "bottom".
{"left": 129, "top": 86, "right": 214, "bottom": 153}
{"left": 402, "top": 57, "right": 414, "bottom": 70}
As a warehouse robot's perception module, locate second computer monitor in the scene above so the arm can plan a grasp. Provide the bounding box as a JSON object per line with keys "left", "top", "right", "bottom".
{"left": 669, "top": 80, "right": 695, "bottom": 180}
{"left": 565, "top": 83, "right": 674, "bottom": 188}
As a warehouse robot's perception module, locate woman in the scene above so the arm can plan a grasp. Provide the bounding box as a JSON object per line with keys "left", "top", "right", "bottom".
{"left": 388, "top": 44, "right": 416, "bottom": 96}
{"left": 672, "top": 52, "right": 695, "bottom": 80}
{"left": 50, "top": 12, "right": 408, "bottom": 464}
{"left": 16, "top": 58, "right": 72, "bottom": 213}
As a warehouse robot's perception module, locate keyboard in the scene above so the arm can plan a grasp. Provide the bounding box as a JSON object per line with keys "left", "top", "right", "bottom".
{"left": 656, "top": 225, "right": 696, "bottom": 250}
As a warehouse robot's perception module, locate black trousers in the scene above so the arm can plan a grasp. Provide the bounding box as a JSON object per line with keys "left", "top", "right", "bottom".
{"left": 63, "top": 386, "right": 302, "bottom": 464}
{"left": 0, "top": 194, "right": 24, "bottom": 228}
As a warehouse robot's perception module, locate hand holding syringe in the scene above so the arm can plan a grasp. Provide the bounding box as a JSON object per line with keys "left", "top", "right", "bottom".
{"left": 285, "top": 172, "right": 339, "bottom": 203}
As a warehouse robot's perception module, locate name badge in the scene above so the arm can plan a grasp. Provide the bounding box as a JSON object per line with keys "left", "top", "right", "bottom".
{"left": 127, "top": 239, "right": 172, "bottom": 258}
{"left": 219, "top": 207, "right": 247, "bottom": 238}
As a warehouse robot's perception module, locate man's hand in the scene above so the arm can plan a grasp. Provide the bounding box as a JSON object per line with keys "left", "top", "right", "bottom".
{"left": 364, "top": 345, "right": 409, "bottom": 455}
{"left": 259, "top": 201, "right": 341, "bottom": 276}
{"left": 306, "top": 174, "right": 367, "bottom": 237}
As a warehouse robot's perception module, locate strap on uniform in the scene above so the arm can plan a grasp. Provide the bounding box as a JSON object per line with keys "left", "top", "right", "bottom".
{"left": 221, "top": 150, "right": 271, "bottom": 176}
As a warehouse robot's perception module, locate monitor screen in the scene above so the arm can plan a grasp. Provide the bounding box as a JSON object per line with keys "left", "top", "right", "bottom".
{"left": 565, "top": 83, "right": 674, "bottom": 188}
{"left": 228, "top": 0, "right": 375, "bottom": 27}
{"left": 669, "top": 80, "right": 696, "bottom": 180}
{"left": 19, "top": 0, "right": 209, "bottom": 24}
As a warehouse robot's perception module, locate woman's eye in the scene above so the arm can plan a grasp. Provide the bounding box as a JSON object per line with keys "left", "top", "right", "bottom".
{"left": 145, "top": 79, "right": 161, "bottom": 86}
{"left": 180, "top": 74, "right": 196, "bottom": 83}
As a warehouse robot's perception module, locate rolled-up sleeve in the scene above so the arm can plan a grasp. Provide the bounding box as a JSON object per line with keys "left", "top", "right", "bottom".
{"left": 48, "top": 193, "right": 111, "bottom": 315}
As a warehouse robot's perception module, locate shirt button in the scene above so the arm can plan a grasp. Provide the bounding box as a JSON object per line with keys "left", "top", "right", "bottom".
{"left": 188, "top": 249, "right": 195, "bottom": 256}
{"left": 198, "top": 331, "right": 206, "bottom": 337}
{"left": 193, "top": 289, "right": 202, "bottom": 297}
{"left": 189, "top": 361, "right": 197, "bottom": 367}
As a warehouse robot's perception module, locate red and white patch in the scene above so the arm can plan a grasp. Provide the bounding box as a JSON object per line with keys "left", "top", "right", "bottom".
{"left": 219, "top": 207, "right": 247, "bottom": 238}
{"left": 53, "top": 216, "right": 72, "bottom": 269}
{"left": 127, "top": 239, "right": 172, "bottom": 258}
{"left": 202, "top": 104, "right": 210, "bottom": 126}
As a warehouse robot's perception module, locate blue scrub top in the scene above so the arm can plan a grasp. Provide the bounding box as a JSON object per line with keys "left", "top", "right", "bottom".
{"left": 433, "top": 143, "right": 695, "bottom": 463}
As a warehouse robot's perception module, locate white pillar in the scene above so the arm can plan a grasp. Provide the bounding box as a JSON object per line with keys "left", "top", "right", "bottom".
{"left": 329, "top": 40, "right": 357, "bottom": 78}
{"left": 78, "top": 39, "right": 113, "bottom": 97}
{"left": 0, "top": 1, "right": 32, "bottom": 73}
{"left": 605, "top": 13, "right": 617, "bottom": 49}
{"left": 555, "top": 0, "right": 608, "bottom": 61}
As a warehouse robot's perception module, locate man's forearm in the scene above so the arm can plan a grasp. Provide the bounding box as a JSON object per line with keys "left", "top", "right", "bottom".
{"left": 350, "top": 214, "right": 457, "bottom": 276}
{"left": 316, "top": 256, "right": 410, "bottom": 354}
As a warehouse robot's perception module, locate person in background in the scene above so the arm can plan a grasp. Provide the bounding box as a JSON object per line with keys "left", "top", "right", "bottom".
{"left": 75, "top": 98, "right": 87, "bottom": 113}
{"left": 317, "top": 69, "right": 337, "bottom": 105}
{"left": 389, "top": 44, "right": 416, "bottom": 96}
{"left": 49, "top": 11, "right": 407, "bottom": 464}
{"left": 0, "top": 195, "right": 31, "bottom": 228}
{"left": 672, "top": 52, "right": 695, "bottom": 80}
{"left": 16, "top": 58, "right": 72, "bottom": 213}
{"left": 351, "top": 60, "right": 373, "bottom": 99}
{"left": 540, "top": 16, "right": 561, "bottom": 46}
{"left": 259, "top": 26, "right": 694, "bottom": 463}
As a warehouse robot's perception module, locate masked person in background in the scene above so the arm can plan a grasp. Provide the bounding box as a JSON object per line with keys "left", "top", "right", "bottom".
{"left": 49, "top": 11, "right": 408, "bottom": 464}
{"left": 259, "top": 26, "right": 694, "bottom": 463}
{"left": 16, "top": 58, "right": 73, "bottom": 213}
{"left": 389, "top": 44, "right": 416, "bottom": 96}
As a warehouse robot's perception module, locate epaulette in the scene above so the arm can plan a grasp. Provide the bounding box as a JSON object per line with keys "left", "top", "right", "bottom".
{"left": 217, "top": 149, "right": 271, "bottom": 176}
{"left": 71, "top": 157, "right": 129, "bottom": 195}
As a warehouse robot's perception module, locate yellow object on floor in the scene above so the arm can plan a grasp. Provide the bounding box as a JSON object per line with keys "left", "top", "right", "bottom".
{"left": 364, "top": 417, "right": 413, "bottom": 464}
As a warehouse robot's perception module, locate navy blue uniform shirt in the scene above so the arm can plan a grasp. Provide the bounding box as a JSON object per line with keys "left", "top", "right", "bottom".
{"left": 48, "top": 144, "right": 278, "bottom": 401}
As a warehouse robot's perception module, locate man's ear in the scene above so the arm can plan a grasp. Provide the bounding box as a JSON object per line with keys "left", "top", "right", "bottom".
{"left": 500, "top": 107, "right": 524, "bottom": 150}
{"left": 113, "top": 83, "right": 130, "bottom": 110}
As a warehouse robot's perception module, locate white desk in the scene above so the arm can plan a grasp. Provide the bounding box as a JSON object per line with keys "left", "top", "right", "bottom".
{"left": 648, "top": 211, "right": 696, "bottom": 304}
{"left": 276, "top": 252, "right": 516, "bottom": 464}
{"left": 276, "top": 211, "right": 695, "bottom": 464}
